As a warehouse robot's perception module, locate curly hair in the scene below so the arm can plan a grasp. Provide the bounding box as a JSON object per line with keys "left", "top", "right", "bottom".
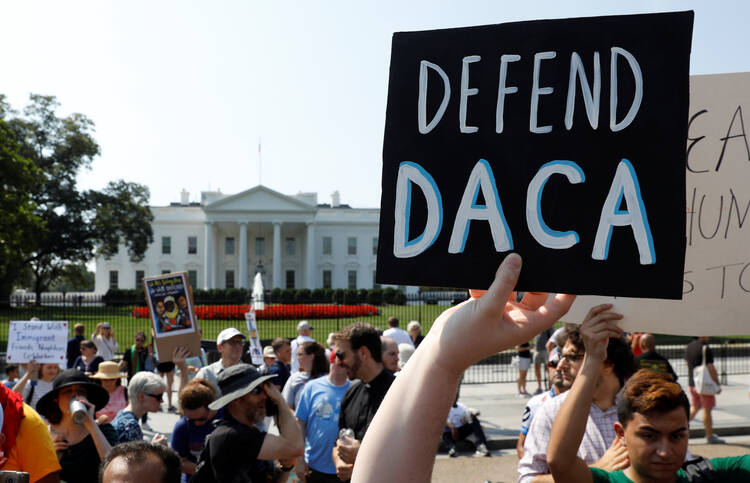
{"left": 616, "top": 369, "right": 689, "bottom": 426}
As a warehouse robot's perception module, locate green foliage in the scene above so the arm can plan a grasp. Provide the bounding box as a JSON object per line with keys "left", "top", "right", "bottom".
{"left": 366, "top": 288, "right": 383, "bottom": 306}
{"left": 48, "top": 264, "right": 95, "bottom": 292}
{"left": 0, "top": 95, "right": 153, "bottom": 304}
{"left": 295, "top": 289, "right": 311, "bottom": 303}
{"left": 344, "top": 289, "right": 358, "bottom": 305}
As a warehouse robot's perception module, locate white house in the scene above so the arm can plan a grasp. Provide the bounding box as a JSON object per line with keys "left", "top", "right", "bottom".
{"left": 94, "top": 186, "right": 394, "bottom": 293}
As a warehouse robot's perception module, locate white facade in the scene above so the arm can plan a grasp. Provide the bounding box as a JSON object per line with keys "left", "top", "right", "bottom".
{"left": 94, "top": 186, "right": 387, "bottom": 293}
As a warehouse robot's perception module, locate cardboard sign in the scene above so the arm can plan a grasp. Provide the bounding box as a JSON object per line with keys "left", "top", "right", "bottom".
{"left": 377, "top": 11, "right": 693, "bottom": 299}
{"left": 143, "top": 272, "right": 201, "bottom": 361}
{"left": 7, "top": 321, "right": 68, "bottom": 364}
{"left": 245, "top": 309, "right": 263, "bottom": 365}
{"left": 565, "top": 72, "right": 750, "bottom": 335}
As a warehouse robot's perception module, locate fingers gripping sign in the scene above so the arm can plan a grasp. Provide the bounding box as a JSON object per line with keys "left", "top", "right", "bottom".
{"left": 580, "top": 304, "right": 624, "bottom": 362}
{"left": 441, "top": 254, "right": 577, "bottom": 375}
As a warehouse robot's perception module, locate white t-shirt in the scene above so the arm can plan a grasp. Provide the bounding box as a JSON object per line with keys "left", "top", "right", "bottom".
{"left": 447, "top": 402, "right": 471, "bottom": 428}
{"left": 291, "top": 335, "right": 315, "bottom": 373}
{"left": 383, "top": 327, "right": 413, "bottom": 348}
{"left": 22, "top": 379, "right": 54, "bottom": 410}
{"left": 92, "top": 334, "right": 119, "bottom": 361}
{"left": 520, "top": 388, "right": 556, "bottom": 435}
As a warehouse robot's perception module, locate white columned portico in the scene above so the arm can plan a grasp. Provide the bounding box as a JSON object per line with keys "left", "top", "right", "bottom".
{"left": 239, "top": 222, "right": 248, "bottom": 289}
{"left": 306, "top": 221, "right": 315, "bottom": 289}
{"left": 273, "top": 221, "right": 282, "bottom": 289}
{"left": 204, "top": 221, "right": 214, "bottom": 289}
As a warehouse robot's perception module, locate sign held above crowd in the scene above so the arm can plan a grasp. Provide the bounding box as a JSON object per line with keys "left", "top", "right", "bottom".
{"left": 377, "top": 11, "right": 694, "bottom": 299}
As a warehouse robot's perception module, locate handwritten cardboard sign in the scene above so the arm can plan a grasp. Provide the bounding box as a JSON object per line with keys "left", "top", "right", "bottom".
{"left": 245, "top": 310, "right": 263, "bottom": 366}
{"left": 7, "top": 321, "right": 68, "bottom": 364}
{"left": 565, "top": 72, "right": 750, "bottom": 335}
{"left": 143, "top": 272, "right": 201, "bottom": 361}
{"left": 376, "top": 11, "right": 693, "bottom": 299}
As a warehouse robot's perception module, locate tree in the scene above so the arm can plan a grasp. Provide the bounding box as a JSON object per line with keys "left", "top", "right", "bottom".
{"left": 0, "top": 94, "right": 153, "bottom": 304}
{"left": 48, "top": 263, "right": 95, "bottom": 292}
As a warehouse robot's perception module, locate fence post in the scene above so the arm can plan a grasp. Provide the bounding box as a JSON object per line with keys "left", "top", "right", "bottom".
{"left": 721, "top": 340, "right": 728, "bottom": 385}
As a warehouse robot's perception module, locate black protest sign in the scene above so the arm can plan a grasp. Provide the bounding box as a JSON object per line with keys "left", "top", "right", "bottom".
{"left": 376, "top": 11, "right": 693, "bottom": 299}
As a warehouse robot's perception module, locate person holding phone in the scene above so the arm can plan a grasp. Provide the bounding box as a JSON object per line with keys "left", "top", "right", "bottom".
{"left": 191, "top": 364, "right": 304, "bottom": 482}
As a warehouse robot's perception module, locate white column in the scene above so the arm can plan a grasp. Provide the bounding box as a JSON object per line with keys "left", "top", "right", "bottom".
{"left": 239, "top": 222, "right": 248, "bottom": 289}
{"left": 273, "top": 221, "right": 282, "bottom": 289}
{"left": 306, "top": 221, "right": 315, "bottom": 289}
{"left": 204, "top": 221, "right": 214, "bottom": 289}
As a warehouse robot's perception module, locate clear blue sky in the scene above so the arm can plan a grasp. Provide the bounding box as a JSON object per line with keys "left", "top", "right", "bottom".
{"left": 1, "top": 1, "right": 747, "bottom": 208}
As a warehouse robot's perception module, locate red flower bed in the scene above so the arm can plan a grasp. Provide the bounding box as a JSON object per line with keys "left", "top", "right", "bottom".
{"left": 132, "top": 304, "right": 380, "bottom": 320}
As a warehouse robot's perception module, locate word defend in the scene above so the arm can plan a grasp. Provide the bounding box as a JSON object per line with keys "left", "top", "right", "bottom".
{"left": 7, "top": 321, "right": 68, "bottom": 364}
{"left": 377, "top": 11, "right": 694, "bottom": 299}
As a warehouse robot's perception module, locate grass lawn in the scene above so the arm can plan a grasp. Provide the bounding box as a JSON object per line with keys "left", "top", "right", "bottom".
{"left": 0, "top": 303, "right": 451, "bottom": 351}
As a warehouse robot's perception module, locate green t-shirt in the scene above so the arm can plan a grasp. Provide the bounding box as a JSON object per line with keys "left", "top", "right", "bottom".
{"left": 590, "top": 455, "right": 750, "bottom": 482}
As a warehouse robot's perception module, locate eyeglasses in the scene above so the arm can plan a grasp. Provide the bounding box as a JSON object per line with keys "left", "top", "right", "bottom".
{"left": 250, "top": 385, "right": 266, "bottom": 396}
{"left": 145, "top": 393, "right": 163, "bottom": 401}
{"left": 335, "top": 351, "right": 346, "bottom": 361}
{"left": 560, "top": 353, "right": 585, "bottom": 363}
{"left": 223, "top": 339, "right": 244, "bottom": 346}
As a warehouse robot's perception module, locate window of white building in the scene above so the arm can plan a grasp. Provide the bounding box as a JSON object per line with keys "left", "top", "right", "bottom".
{"left": 188, "top": 270, "right": 197, "bottom": 288}
{"left": 322, "top": 236, "right": 332, "bottom": 255}
{"left": 286, "top": 237, "right": 296, "bottom": 256}
{"left": 286, "top": 270, "right": 295, "bottom": 289}
{"left": 135, "top": 270, "right": 144, "bottom": 288}
{"left": 323, "top": 270, "right": 332, "bottom": 288}
{"left": 256, "top": 237, "right": 265, "bottom": 256}
{"left": 162, "top": 236, "right": 171, "bottom": 254}
{"left": 188, "top": 236, "right": 197, "bottom": 254}
{"left": 348, "top": 237, "right": 357, "bottom": 255}
{"left": 225, "top": 237, "right": 235, "bottom": 255}
{"left": 348, "top": 270, "right": 357, "bottom": 289}
{"left": 109, "top": 271, "right": 118, "bottom": 290}
{"left": 226, "top": 270, "right": 235, "bottom": 289}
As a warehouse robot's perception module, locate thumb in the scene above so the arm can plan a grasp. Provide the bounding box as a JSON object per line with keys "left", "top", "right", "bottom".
{"left": 482, "top": 254, "right": 522, "bottom": 312}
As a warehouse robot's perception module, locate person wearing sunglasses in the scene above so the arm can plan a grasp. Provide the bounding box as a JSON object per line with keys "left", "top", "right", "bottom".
{"left": 171, "top": 379, "right": 222, "bottom": 482}
{"left": 191, "top": 364, "right": 303, "bottom": 482}
{"left": 519, "top": 323, "right": 637, "bottom": 483}
{"left": 111, "top": 371, "right": 168, "bottom": 446}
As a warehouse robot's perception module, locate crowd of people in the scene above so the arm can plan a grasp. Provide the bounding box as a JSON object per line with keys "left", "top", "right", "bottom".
{"left": 1, "top": 259, "right": 747, "bottom": 482}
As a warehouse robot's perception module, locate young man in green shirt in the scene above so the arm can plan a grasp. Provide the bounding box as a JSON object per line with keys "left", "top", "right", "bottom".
{"left": 548, "top": 304, "right": 750, "bottom": 483}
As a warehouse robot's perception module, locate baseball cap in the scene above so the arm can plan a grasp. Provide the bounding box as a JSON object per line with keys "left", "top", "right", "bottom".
{"left": 208, "top": 364, "right": 276, "bottom": 410}
{"left": 297, "top": 320, "right": 313, "bottom": 331}
{"left": 101, "top": 322, "right": 111, "bottom": 328}
{"left": 217, "top": 327, "right": 246, "bottom": 345}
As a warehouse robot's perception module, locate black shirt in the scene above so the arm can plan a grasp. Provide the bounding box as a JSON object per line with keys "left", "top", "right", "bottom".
{"left": 122, "top": 346, "right": 149, "bottom": 380}
{"left": 686, "top": 339, "right": 713, "bottom": 387}
{"left": 339, "top": 368, "right": 395, "bottom": 441}
{"left": 635, "top": 350, "right": 678, "bottom": 382}
{"left": 267, "top": 360, "right": 291, "bottom": 390}
{"left": 193, "top": 413, "right": 275, "bottom": 483}
{"left": 59, "top": 423, "right": 118, "bottom": 483}
{"left": 66, "top": 335, "right": 84, "bottom": 369}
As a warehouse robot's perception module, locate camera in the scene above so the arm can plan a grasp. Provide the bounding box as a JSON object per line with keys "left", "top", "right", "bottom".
{"left": 0, "top": 471, "right": 30, "bottom": 483}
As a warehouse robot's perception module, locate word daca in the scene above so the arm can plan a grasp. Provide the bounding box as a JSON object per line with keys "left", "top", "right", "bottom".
{"left": 418, "top": 47, "right": 642, "bottom": 134}
{"left": 394, "top": 159, "right": 654, "bottom": 264}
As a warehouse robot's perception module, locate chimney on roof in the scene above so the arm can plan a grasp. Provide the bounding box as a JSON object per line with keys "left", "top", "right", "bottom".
{"left": 331, "top": 191, "right": 340, "bottom": 208}
{"left": 180, "top": 189, "right": 190, "bottom": 205}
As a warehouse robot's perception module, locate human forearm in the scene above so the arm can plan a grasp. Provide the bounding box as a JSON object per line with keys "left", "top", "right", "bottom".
{"left": 547, "top": 356, "right": 601, "bottom": 478}
{"left": 12, "top": 371, "right": 30, "bottom": 394}
{"left": 84, "top": 420, "right": 112, "bottom": 460}
{"left": 276, "top": 398, "right": 304, "bottom": 455}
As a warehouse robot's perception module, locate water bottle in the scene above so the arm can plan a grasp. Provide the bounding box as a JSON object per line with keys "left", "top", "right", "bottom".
{"left": 69, "top": 399, "right": 87, "bottom": 424}
{"left": 338, "top": 428, "right": 355, "bottom": 445}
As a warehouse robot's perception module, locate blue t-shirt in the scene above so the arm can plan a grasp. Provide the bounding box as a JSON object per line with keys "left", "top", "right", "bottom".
{"left": 112, "top": 410, "right": 143, "bottom": 443}
{"left": 171, "top": 409, "right": 224, "bottom": 483}
{"left": 295, "top": 376, "right": 351, "bottom": 474}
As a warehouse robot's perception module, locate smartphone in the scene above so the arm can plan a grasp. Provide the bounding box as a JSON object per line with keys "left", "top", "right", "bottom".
{"left": 265, "top": 397, "right": 278, "bottom": 417}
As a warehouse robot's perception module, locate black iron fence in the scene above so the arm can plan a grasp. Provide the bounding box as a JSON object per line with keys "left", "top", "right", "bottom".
{"left": 2, "top": 293, "right": 750, "bottom": 384}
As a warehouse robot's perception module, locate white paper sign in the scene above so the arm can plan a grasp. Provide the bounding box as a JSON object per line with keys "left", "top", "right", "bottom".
{"left": 565, "top": 72, "right": 750, "bottom": 336}
{"left": 7, "top": 321, "right": 68, "bottom": 364}
{"left": 245, "top": 309, "right": 263, "bottom": 365}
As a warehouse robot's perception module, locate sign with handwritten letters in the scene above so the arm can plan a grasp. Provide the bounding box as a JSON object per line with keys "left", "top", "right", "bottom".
{"left": 376, "top": 11, "right": 694, "bottom": 299}
{"left": 245, "top": 309, "right": 263, "bottom": 366}
{"left": 566, "top": 72, "right": 750, "bottom": 335}
{"left": 7, "top": 321, "right": 68, "bottom": 364}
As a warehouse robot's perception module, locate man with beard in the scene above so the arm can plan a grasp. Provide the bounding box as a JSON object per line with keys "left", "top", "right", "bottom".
{"left": 331, "top": 323, "right": 394, "bottom": 481}
{"left": 517, "top": 347, "right": 570, "bottom": 459}
{"left": 191, "top": 364, "right": 304, "bottom": 482}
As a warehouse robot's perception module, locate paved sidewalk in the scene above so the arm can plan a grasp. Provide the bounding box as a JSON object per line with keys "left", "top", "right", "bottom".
{"left": 143, "top": 372, "right": 750, "bottom": 449}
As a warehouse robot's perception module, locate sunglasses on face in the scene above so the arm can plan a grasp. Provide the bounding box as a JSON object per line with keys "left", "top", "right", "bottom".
{"left": 145, "top": 393, "right": 163, "bottom": 401}
{"left": 335, "top": 351, "right": 346, "bottom": 361}
{"left": 250, "top": 384, "right": 267, "bottom": 396}
{"left": 560, "top": 353, "right": 585, "bottom": 362}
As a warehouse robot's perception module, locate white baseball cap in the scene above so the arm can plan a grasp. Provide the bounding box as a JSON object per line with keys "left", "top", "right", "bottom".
{"left": 217, "top": 327, "right": 246, "bottom": 345}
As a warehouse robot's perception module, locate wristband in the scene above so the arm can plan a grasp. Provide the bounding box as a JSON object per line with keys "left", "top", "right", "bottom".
{"left": 279, "top": 463, "right": 295, "bottom": 472}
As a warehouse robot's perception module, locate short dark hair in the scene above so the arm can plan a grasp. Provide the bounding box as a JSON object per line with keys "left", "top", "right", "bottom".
{"left": 74, "top": 323, "right": 85, "bottom": 335}
{"left": 5, "top": 364, "right": 18, "bottom": 375}
{"left": 335, "top": 323, "right": 382, "bottom": 363}
{"left": 272, "top": 337, "right": 290, "bottom": 352}
{"left": 387, "top": 316, "right": 399, "bottom": 327}
{"left": 302, "top": 342, "right": 330, "bottom": 379}
{"left": 80, "top": 339, "right": 96, "bottom": 350}
{"left": 606, "top": 336, "right": 636, "bottom": 388}
{"left": 99, "top": 440, "right": 181, "bottom": 483}
{"left": 616, "top": 369, "right": 689, "bottom": 427}
{"left": 178, "top": 378, "right": 216, "bottom": 411}
{"left": 562, "top": 326, "right": 585, "bottom": 353}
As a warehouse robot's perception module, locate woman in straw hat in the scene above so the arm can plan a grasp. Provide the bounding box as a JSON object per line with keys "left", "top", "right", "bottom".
{"left": 90, "top": 361, "right": 128, "bottom": 424}
{"left": 36, "top": 369, "right": 118, "bottom": 483}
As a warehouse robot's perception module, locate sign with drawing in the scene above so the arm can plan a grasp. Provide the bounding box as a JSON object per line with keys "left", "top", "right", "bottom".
{"left": 376, "top": 11, "right": 694, "bottom": 299}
